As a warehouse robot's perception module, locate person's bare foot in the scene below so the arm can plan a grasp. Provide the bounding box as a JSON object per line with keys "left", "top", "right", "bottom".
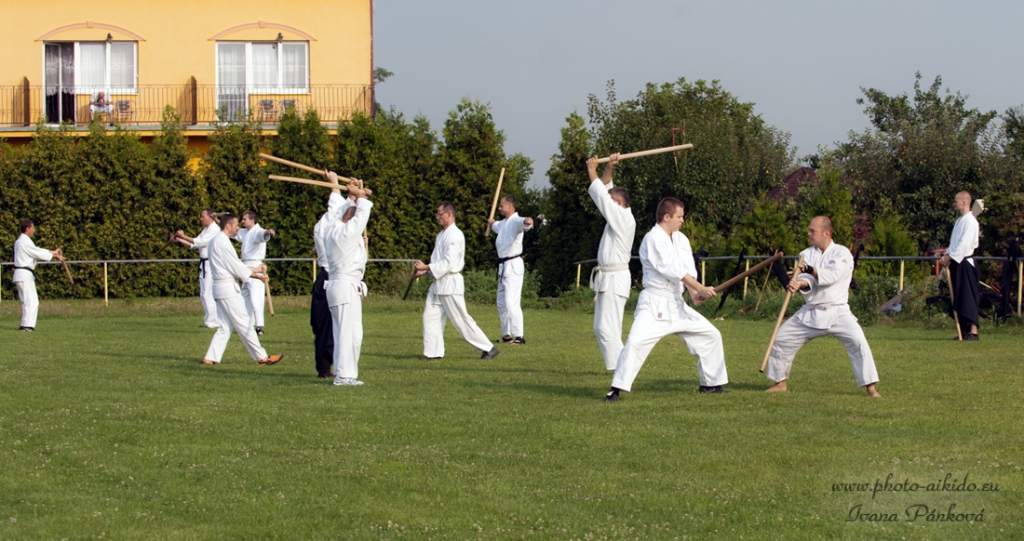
{"left": 766, "top": 380, "right": 788, "bottom": 393}
{"left": 865, "top": 383, "right": 881, "bottom": 398}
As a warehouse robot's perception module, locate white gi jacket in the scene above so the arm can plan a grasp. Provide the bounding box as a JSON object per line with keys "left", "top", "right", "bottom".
{"left": 793, "top": 241, "right": 855, "bottom": 329}
{"left": 491, "top": 212, "right": 532, "bottom": 276}
{"left": 234, "top": 224, "right": 269, "bottom": 263}
{"left": 588, "top": 179, "right": 635, "bottom": 296}
{"left": 313, "top": 195, "right": 350, "bottom": 271}
{"left": 208, "top": 233, "right": 255, "bottom": 299}
{"left": 428, "top": 224, "right": 467, "bottom": 296}
{"left": 190, "top": 222, "right": 221, "bottom": 258}
{"left": 947, "top": 212, "right": 979, "bottom": 265}
{"left": 324, "top": 197, "right": 372, "bottom": 306}
{"left": 13, "top": 234, "right": 53, "bottom": 283}
{"left": 637, "top": 226, "right": 699, "bottom": 322}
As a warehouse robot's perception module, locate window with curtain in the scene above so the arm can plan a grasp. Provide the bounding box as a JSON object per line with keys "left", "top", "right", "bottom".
{"left": 64, "top": 41, "right": 137, "bottom": 94}
{"left": 216, "top": 42, "right": 309, "bottom": 93}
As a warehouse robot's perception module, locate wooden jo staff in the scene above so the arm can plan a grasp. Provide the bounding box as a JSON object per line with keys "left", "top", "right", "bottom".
{"left": 596, "top": 143, "right": 693, "bottom": 163}
{"left": 258, "top": 153, "right": 353, "bottom": 182}
{"left": 60, "top": 255, "right": 74, "bottom": 286}
{"left": 485, "top": 167, "right": 506, "bottom": 237}
{"left": 402, "top": 271, "right": 417, "bottom": 301}
{"left": 268, "top": 174, "right": 349, "bottom": 191}
{"left": 945, "top": 266, "right": 962, "bottom": 341}
{"left": 760, "top": 255, "right": 804, "bottom": 373}
{"left": 709, "top": 252, "right": 783, "bottom": 294}
{"left": 263, "top": 275, "right": 275, "bottom": 317}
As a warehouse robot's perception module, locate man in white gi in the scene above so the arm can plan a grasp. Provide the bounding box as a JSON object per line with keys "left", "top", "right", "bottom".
{"left": 488, "top": 196, "right": 534, "bottom": 344}
{"left": 765, "top": 216, "right": 881, "bottom": 397}
{"left": 586, "top": 153, "right": 635, "bottom": 370}
{"left": 323, "top": 173, "right": 372, "bottom": 386}
{"left": 201, "top": 213, "right": 283, "bottom": 367}
{"left": 175, "top": 209, "right": 220, "bottom": 328}
{"left": 606, "top": 198, "right": 726, "bottom": 402}
{"left": 310, "top": 192, "right": 342, "bottom": 378}
{"left": 233, "top": 211, "right": 275, "bottom": 335}
{"left": 939, "top": 191, "right": 981, "bottom": 340}
{"left": 12, "top": 219, "right": 65, "bottom": 331}
{"left": 414, "top": 202, "right": 501, "bottom": 360}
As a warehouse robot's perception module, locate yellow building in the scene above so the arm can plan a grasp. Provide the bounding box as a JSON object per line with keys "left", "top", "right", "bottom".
{"left": 0, "top": 0, "right": 373, "bottom": 146}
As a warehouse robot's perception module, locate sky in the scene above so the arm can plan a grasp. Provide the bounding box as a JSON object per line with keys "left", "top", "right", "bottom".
{"left": 373, "top": 0, "right": 1024, "bottom": 188}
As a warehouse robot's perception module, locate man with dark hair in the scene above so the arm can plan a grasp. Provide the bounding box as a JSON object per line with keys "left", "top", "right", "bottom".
{"left": 13, "top": 220, "right": 65, "bottom": 331}
{"left": 233, "top": 210, "right": 275, "bottom": 335}
{"left": 201, "top": 213, "right": 283, "bottom": 367}
{"left": 175, "top": 208, "right": 221, "bottom": 328}
{"left": 764, "top": 216, "right": 881, "bottom": 397}
{"left": 414, "top": 202, "right": 499, "bottom": 360}
{"left": 606, "top": 197, "right": 726, "bottom": 402}
{"left": 586, "top": 153, "right": 636, "bottom": 370}
{"left": 940, "top": 191, "right": 981, "bottom": 340}
{"left": 323, "top": 173, "right": 373, "bottom": 386}
{"left": 487, "top": 196, "right": 534, "bottom": 344}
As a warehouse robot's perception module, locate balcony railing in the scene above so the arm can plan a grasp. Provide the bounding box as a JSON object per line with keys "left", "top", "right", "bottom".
{"left": 0, "top": 77, "right": 372, "bottom": 129}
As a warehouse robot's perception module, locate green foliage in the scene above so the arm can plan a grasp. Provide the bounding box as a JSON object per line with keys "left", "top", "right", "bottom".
{"left": 861, "top": 213, "right": 918, "bottom": 278}
{"left": 797, "top": 170, "right": 854, "bottom": 247}
{"left": 728, "top": 198, "right": 799, "bottom": 258}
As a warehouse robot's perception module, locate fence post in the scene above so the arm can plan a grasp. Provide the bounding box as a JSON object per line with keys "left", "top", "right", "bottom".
{"left": 103, "top": 262, "right": 109, "bottom": 306}
{"left": 1018, "top": 260, "right": 1022, "bottom": 316}
{"left": 22, "top": 77, "right": 31, "bottom": 127}
{"left": 899, "top": 260, "right": 905, "bottom": 291}
{"left": 701, "top": 261, "right": 706, "bottom": 286}
{"left": 743, "top": 259, "right": 750, "bottom": 299}
{"left": 312, "top": 260, "right": 316, "bottom": 283}
{"left": 575, "top": 264, "right": 581, "bottom": 289}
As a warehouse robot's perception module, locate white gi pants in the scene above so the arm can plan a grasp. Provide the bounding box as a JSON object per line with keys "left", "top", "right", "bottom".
{"left": 611, "top": 291, "right": 728, "bottom": 392}
{"left": 199, "top": 264, "right": 218, "bottom": 328}
{"left": 241, "top": 276, "right": 266, "bottom": 328}
{"left": 594, "top": 289, "right": 628, "bottom": 370}
{"left": 15, "top": 279, "right": 39, "bottom": 328}
{"left": 205, "top": 293, "right": 268, "bottom": 363}
{"left": 330, "top": 293, "right": 363, "bottom": 379}
{"left": 423, "top": 290, "right": 493, "bottom": 357}
{"left": 496, "top": 267, "right": 524, "bottom": 337}
{"left": 766, "top": 311, "right": 879, "bottom": 387}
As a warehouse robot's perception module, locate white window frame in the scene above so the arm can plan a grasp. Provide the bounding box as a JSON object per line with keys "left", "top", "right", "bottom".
{"left": 70, "top": 41, "right": 138, "bottom": 95}
{"left": 216, "top": 41, "right": 309, "bottom": 95}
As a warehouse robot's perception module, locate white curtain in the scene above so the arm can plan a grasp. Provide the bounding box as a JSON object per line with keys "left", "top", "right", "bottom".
{"left": 252, "top": 43, "right": 277, "bottom": 90}
{"left": 79, "top": 43, "right": 106, "bottom": 92}
{"left": 110, "top": 42, "right": 135, "bottom": 90}
{"left": 282, "top": 43, "right": 307, "bottom": 90}
{"left": 217, "top": 44, "right": 246, "bottom": 91}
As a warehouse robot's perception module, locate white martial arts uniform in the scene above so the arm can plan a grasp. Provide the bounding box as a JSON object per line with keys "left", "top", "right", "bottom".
{"left": 423, "top": 223, "right": 494, "bottom": 358}
{"left": 12, "top": 234, "right": 54, "bottom": 329}
{"left": 588, "top": 179, "right": 636, "bottom": 370}
{"left": 203, "top": 232, "right": 269, "bottom": 363}
{"left": 324, "top": 193, "right": 372, "bottom": 381}
{"left": 234, "top": 223, "right": 270, "bottom": 328}
{"left": 947, "top": 212, "right": 979, "bottom": 265}
{"left": 189, "top": 222, "right": 221, "bottom": 328}
{"left": 491, "top": 212, "right": 532, "bottom": 338}
{"left": 611, "top": 226, "right": 728, "bottom": 392}
{"left": 765, "top": 241, "right": 879, "bottom": 387}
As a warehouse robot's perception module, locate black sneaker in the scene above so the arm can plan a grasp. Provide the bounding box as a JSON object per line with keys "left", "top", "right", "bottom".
{"left": 481, "top": 347, "right": 500, "bottom": 360}
{"left": 255, "top": 327, "right": 264, "bottom": 335}
{"left": 605, "top": 388, "right": 621, "bottom": 402}
{"left": 966, "top": 333, "right": 979, "bottom": 341}
{"left": 512, "top": 336, "right": 526, "bottom": 345}
{"left": 19, "top": 326, "right": 34, "bottom": 332}
{"left": 698, "top": 385, "right": 730, "bottom": 394}
{"left": 496, "top": 335, "right": 514, "bottom": 344}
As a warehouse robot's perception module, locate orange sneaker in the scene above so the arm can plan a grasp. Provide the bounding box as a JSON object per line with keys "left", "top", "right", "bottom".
{"left": 259, "top": 354, "right": 284, "bottom": 366}
{"left": 201, "top": 359, "right": 217, "bottom": 365}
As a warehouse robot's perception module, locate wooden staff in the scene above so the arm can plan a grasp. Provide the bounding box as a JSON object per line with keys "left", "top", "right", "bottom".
{"left": 712, "top": 252, "right": 783, "bottom": 294}
{"left": 61, "top": 258, "right": 74, "bottom": 286}
{"left": 262, "top": 275, "right": 275, "bottom": 317}
{"left": 485, "top": 167, "right": 506, "bottom": 237}
{"left": 760, "top": 255, "right": 804, "bottom": 373}
{"left": 596, "top": 143, "right": 693, "bottom": 163}
{"left": 402, "top": 272, "right": 417, "bottom": 301}
{"left": 153, "top": 235, "right": 176, "bottom": 256}
{"left": 753, "top": 265, "right": 773, "bottom": 314}
{"left": 268, "top": 174, "right": 349, "bottom": 191}
{"left": 945, "top": 266, "right": 962, "bottom": 341}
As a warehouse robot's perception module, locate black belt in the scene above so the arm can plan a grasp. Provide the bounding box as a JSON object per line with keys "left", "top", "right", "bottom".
{"left": 497, "top": 253, "right": 522, "bottom": 265}
{"left": 199, "top": 258, "right": 209, "bottom": 278}
{"left": 14, "top": 266, "right": 35, "bottom": 276}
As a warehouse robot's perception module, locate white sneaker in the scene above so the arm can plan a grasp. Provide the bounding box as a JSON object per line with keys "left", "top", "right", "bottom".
{"left": 333, "top": 376, "right": 364, "bottom": 386}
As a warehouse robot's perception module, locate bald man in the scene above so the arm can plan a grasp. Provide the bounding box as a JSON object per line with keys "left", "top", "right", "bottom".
{"left": 765, "top": 216, "right": 881, "bottom": 397}
{"left": 939, "top": 191, "right": 980, "bottom": 340}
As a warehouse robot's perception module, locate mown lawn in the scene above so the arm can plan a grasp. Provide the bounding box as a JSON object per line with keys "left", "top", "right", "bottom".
{"left": 1, "top": 296, "right": 1021, "bottom": 540}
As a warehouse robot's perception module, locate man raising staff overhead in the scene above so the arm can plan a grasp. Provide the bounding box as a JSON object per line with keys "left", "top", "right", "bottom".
{"left": 201, "top": 213, "right": 283, "bottom": 367}
{"left": 174, "top": 209, "right": 221, "bottom": 328}
{"left": 764, "top": 216, "right": 881, "bottom": 397}
{"left": 233, "top": 211, "right": 275, "bottom": 335}
{"left": 586, "top": 153, "right": 636, "bottom": 371}
{"left": 12, "top": 219, "right": 66, "bottom": 331}
{"left": 323, "top": 172, "right": 373, "bottom": 386}
{"left": 939, "top": 191, "right": 981, "bottom": 340}
{"left": 606, "top": 198, "right": 726, "bottom": 402}
{"left": 488, "top": 196, "right": 533, "bottom": 345}
{"left": 414, "top": 202, "right": 500, "bottom": 360}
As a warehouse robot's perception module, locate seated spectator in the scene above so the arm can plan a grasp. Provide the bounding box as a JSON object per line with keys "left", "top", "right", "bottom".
{"left": 89, "top": 92, "right": 113, "bottom": 124}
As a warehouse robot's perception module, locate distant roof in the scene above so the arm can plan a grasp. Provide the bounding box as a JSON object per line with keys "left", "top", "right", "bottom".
{"left": 767, "top": 167, "right": 817, "bottom": 200}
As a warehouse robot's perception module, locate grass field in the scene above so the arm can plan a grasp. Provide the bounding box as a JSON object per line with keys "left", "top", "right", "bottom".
{"left": 1, "top": 296, "right": 1022, "bottom": 540}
